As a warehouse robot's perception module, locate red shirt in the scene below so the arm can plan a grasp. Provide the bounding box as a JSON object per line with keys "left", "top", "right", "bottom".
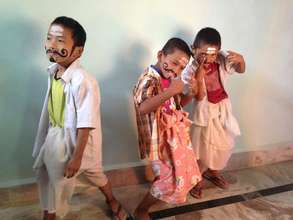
{"left": 204, "top": 63, "right": 228, "bottom": 104}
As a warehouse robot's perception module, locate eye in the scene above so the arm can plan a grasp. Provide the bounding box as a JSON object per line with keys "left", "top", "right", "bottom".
{"left": 58, "top": 39, "right": 65, "bottom": 43}
{"left": 47, "top": 36, "right": 51, "bottom": 40}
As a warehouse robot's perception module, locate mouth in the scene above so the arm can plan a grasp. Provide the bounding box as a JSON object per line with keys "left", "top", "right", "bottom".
{"left": 46, "top": 51, "right": 55, "bottom": 56}
{"left": 162, "top": 66, "right": 176, "bottom": 78}
{"left": 165, "top": 69, "right": 176, "bottom": 78}
{"left": 46, "top": 50, "right": 59, "bottom": 56}
{"left": 46, "top": 48, "right": 68, "bottom": 58}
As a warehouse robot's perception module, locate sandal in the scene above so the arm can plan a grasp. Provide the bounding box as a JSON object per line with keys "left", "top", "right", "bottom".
{"left": 190, "top": 181, "right": 203, "bottom": 199}
{"left": 106, "top": 200, "right": 131, "bottom": 220}
{"left": 203, "top": 170, "right": 229, "bottom": 189}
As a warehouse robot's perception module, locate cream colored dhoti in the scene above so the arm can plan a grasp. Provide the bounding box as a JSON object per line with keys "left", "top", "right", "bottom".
{"left": 191, "top": 99, "right": 240, "bottom": 170}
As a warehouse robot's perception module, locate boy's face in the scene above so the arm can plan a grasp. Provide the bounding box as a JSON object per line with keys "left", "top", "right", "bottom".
{"left": 194, "top": 42, "right": 220, "bottom": 64}
{"left": 45, "top": 24, "right": 82, "bottom": 66}
{"left": 157, "top": 48, "right": 189, "bottom": 79}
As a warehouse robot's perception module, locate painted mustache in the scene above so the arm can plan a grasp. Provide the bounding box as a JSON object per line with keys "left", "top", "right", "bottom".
{"left": 163, "top": 63, "right": 176, "bottom": 77}
{"left": 46, "top": 48, "right": 69, "bottom": 58}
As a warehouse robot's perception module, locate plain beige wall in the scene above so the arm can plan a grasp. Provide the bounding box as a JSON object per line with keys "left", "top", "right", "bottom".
{"left": 0, "top": 0, "right": 292, "bottom": 187}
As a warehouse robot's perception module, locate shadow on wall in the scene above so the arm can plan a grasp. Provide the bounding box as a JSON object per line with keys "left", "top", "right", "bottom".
{"left": 0, "top": 17, "right": 46, "bottom": 182}
{"left": 99, "top": 41, "right": 150, "bottom": 166}
{"left": 99, "top": 27, "right": 194, "bottom": 167}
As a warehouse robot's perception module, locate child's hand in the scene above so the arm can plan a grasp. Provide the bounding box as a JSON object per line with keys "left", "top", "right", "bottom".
{"left": 226, "top": 50, "right": 245, "bottom": 73}
{"left": 187, "top": 77, "right": 198, "bottom": 96}
{"left": 187, "top": 60, "right": 197, "bottom": 76}
{"left": 168, "top": 78, "right": 185, "bottom": 96}
{"left": 227, "top": 51, "right": 244, "bottom": 66}
{"left": 194, "top": 59, "right": 206, "bottom": 80}
{"left": 64, "top": 157, "right": 82, "bottom": 178}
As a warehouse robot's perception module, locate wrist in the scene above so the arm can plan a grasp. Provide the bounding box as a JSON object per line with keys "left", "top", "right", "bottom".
{"left": 165, "top": 88, "right": 175, "bottom": 98}
{"left": 72, "top": 152, "right": 83, "bottom": 161}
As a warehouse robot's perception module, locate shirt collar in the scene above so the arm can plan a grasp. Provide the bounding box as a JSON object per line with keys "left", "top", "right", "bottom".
{"left": 149, "top": 65, "right": 161, "bottom": 78}
{"left": 47, "top": 58, "right": 81, "bottom": 83}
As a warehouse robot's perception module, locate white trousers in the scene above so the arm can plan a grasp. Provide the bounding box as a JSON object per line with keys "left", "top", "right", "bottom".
{"left": 33, "top": 127, "right": 108, "bottom": 218}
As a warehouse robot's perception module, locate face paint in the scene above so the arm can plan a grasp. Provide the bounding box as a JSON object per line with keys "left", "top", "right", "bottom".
{"left": 50, "top": 25, "right": 65, "bottom": 36}
{"left": 162, "top": 62, "right": 175, "bottom": 78}
{"left": 197, "top": 46, "right": 219, "bottom": 64}
{"left": 45, "top": 24, "right": 74, "bottom": 64}
{"left": 206, "top": 47, "right": 217, "bottom": 55}
{"left": 45, "top": 48, "right": 69, "bottom": 58}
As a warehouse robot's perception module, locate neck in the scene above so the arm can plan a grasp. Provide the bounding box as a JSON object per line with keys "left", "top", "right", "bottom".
{"left": 56, "top": 57, "right": 77, "bottom": 74}
{"left": 54, "top": 65, "right": 64, "bottom": 79}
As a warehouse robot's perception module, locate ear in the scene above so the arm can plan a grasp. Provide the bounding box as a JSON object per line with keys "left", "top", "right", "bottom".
{"left": 73, "top": 46, "right": 84, "bottom": 57}
{"left": 157, "top": 50, "right": 163, "bottom": 60}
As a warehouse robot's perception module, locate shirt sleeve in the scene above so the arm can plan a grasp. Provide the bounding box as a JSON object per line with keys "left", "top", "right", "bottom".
{"left": 223, "top": 55, "right": 235, "bottom": 74}
{"left": 134, "top": 76, "right": 159, "bottom": 106}
{"left": 75, "top": 79, "right": 100, "bottom": 129}
{"left": 181, "top": 57, "right": 194, "bottom": 84}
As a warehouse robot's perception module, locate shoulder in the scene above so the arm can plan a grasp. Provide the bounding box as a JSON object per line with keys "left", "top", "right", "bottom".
{"left": 72, "top": 67, "right": 98, "bottom": 88}
{"left": 136, "top": 67, "right": 160, "bottom": 88}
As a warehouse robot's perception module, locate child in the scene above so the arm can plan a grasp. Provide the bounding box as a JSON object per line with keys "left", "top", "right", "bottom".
{"left": 182, "top": 27, "right": 246, "bottom": 198}
{"left": 133, "top": 38, "right": 202, "bottom": 220}
{"left": 32, "top": 16, "right": 128, "bottom": 220}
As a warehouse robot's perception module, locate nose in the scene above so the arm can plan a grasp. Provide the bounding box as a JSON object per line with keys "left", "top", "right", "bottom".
{"left": 46, "top": 38, "right": 57, "bottom": 49}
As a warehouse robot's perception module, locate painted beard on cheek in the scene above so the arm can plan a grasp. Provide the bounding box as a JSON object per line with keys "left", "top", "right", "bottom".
{"left": 162, "top": 63, "right": 176, "bottom": 78}
{"left": 45, "top": 47, "right": 70, "bottom": 62}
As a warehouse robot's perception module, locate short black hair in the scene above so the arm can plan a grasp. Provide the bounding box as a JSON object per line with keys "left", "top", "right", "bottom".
{"left": 162, "top": 37, "right": 192, "bottom": 57}
{"left": 51, "top": 16, "right": 86, "bottom": 47}
{"left": 193, "top": 27, "right": 221, "bottom": 49}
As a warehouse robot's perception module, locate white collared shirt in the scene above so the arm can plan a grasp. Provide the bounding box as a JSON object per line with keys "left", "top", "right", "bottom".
{"left": 33, "top": 59, "right": 103, "bottom": 169}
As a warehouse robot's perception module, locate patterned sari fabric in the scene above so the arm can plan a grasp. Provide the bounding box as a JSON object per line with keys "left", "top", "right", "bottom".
{"left": 134, "top": 66, "right": 201, "bottom": 204}
{"left": 150, "top": 95, "right": 201, "bottom": 203}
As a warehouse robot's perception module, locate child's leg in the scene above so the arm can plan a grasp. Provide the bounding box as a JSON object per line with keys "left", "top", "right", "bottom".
{"left": 46, "top": 168, "right": 75, "bottom": 218}
{"left": 134, "top": 191, "right": 160, "bottom": 220}
{"left": 81, "top": 168, "right": 128, "bottom": 219}
{"left": 36, "top": 166, "right": 54, "bottom": 220}
{"left": 42, "top": 127, "right": 76, "bottom": 218}
{"left": 99, "top": 180, "right": 119, "bottom": 208}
